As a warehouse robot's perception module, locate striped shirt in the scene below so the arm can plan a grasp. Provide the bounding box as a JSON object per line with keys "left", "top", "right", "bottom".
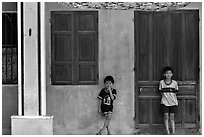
{"left": 159, "top": 80, "right": 179, "bottom": 106}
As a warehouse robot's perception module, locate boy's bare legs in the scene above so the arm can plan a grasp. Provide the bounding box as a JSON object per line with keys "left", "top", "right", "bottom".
{"left": 97, "top": 113, "right": 112, "bottom": 135}
{"left": 107, "top": 125, "right": 111, "bottom": 135}
{"left": 170, "top": 113, "right": 175, "bottom": 134}
{"left": 164, "top": 113, "right": 170, "bottom": 134}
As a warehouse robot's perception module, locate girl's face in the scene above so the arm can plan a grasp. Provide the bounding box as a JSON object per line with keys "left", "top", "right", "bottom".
{"left": 105, "top": 81, "right": 113, "bottom": 89}
{"left": 164, "top": 70, "right": 173, "bottom": 79}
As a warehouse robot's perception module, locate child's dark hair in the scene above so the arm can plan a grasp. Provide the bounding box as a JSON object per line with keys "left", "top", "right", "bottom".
{"left": 163, "top": 66, "right": 174, "bottom": 74}
{"left": 104, "top": 75, "right": 114, "bottom": 84}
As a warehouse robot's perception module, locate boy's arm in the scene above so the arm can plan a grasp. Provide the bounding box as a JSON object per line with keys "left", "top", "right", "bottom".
{"left": 159, "top": 81, "right": 163, "bottom": 93}
{"left": 109, "top": 88, "right": 115, "bottom": 100}
{"left": 98, "top": 99, "right": 102, "bottom": 113}
{"left": 174, "top": 81, "right": 179, "bottom": 93}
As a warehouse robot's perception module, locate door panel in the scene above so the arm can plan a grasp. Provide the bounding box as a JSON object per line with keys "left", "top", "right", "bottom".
{"left": 135, "top": 10, "right": 199, "bottom": 128}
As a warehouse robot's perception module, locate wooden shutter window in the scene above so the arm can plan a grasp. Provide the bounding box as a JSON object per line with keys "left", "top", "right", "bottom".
{"left": 76, "top": 12, "right": 98, "bottom": 84}
{"left": 51, "top": 12, "right": 74, "bottom": 84}
{"left": 51, "top": 11, "right": 98, "bottom": 85}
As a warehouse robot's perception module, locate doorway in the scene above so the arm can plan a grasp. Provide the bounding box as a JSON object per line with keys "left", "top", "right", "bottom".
{"left": 134, "top": 10, "right": 199, "bottom": 129}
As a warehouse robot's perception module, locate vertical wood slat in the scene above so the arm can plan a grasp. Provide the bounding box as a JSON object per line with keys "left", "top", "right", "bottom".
{"left": 182, "top": 99, "right": 186, "bottom": 125}
{"left": 148, "top": 13, "right": 153, "bottom": 81}
{"left": 181, "top": 11, "right": 186, "bottom": 81}
{"left": 74, "top": 12, "right": 79, "bottom": 84}
{"left": 153, "top": 12, "right": 163, "bottom": 80}
{"left": 169, "top": 12, "right": 182, "bottom": 80}
{"left": 149, "top": 99, "right": 153, "bottom": 125}
{"left": 166, "top": 12, "right": 171, "bottom": 66}
{"left": 71, "top": 12, "right": 75, "bottom": 84}
{"left": 138, "top": 12, "right": 149, "bottom": 80}
{"left": 184, "top": 11, "right": 199, "bottom": 81}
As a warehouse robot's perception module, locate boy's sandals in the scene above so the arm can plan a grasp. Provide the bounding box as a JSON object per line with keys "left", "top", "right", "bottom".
{"left": 107, "top": 130, "right": 111, "bottom": 135}
{"left": 96, "top": 130, "right": 111, "bottom": 135}
{"left": 96, "top": 130, "right": 102, "bottom": 135}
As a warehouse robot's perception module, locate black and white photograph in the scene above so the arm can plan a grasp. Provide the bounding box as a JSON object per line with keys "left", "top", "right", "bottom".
{"left": 1, "top": 1, "right": 202, "bottom": 135}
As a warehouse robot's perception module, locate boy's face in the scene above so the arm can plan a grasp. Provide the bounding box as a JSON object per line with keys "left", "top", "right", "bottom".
{"left": 164, "top": 70, "right": 173, "bottom": 79}
{"left": 105, "top": 81, "right": 113, "bottom": 89}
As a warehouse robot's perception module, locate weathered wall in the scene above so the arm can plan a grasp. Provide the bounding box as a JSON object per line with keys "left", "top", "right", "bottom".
{"left": 45, "top": 2, "right": 134, "bottom": 135}
{"left": 2, "top": 86, "right": 18, "bottom": 134}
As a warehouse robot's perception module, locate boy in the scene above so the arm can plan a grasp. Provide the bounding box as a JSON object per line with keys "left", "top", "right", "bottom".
{"left": 159, "top": 66, "right": 179, "bottom": 135}
{"left": 97, "top": 76, "right": 117, "bottom": 135}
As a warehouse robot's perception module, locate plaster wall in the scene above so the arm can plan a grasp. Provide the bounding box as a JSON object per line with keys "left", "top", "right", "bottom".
{"left": 45, "top": 2, "right": 135, "bottom": 135}
{"left": 2, "top": 85, "right": 18, "bottom": 134}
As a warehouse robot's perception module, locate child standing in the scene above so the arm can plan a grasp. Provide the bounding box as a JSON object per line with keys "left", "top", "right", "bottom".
{"left": 97, "top": 76, "right": 117, "bottom": 135}
{"left": 159, "top": 66, "right": 179, "bottom": 135}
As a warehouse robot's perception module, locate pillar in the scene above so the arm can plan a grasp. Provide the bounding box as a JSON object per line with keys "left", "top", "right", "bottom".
{"left": 11, "top": 2, "right": 53, "bottom": 135}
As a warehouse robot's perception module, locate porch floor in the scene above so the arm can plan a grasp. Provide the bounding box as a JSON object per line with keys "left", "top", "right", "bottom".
{"left": 3, "top": 127, "right": 201, "bottom": 135}
{"left": 134, "top": 127, "right": 201, "bottom": 135}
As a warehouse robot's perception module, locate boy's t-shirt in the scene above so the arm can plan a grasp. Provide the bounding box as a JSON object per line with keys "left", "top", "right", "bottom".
{"left": 159, "top": 80, "right": 179, "bottom": 106}
{"left": 98, "top": 88, "right": 117, "bottom": 106}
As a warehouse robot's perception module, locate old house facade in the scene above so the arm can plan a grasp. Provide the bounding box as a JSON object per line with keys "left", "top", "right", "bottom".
{"left": 2, "top": 2, "right": 202, "bottom": 135}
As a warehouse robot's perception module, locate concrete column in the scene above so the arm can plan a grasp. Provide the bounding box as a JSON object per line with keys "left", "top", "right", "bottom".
{"left": 23, "top": 2, "right": 39, "bottom": 115}
{"left": 40, "top": 2, "right": 46, "bottom": 116}
{"left": 17, "top": 1, "right": 22, "bottom": 116}
{"left": 11, "top": 2, "right": 53, "bottom": 135}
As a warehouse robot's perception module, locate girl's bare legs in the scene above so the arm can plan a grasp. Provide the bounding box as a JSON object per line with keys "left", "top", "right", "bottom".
{"left": 170, "top": 113, "right": 175, "bottom": 134}
{"left": 164, "top": 113, "right": 170, "bottom": 134}
{"left": 97, "top": 113, "right": 112, "bottom": 135}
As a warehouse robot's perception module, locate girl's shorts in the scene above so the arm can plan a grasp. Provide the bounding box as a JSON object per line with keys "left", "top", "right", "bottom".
{"left": 160, "top": 104, "right": 178, "bottom": 114}
{"left": 101, "top": 105, "right": 113, "bottom": 115}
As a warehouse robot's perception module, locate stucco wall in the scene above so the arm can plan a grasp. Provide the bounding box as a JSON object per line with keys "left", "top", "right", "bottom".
{"left": 2, "top": 85, "right": 18, "bottom": 134}
{"left": 45, "top": 2, "right": 134, "bottom": 135}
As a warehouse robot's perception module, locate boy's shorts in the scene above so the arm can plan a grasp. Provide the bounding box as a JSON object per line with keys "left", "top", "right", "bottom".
{"left": 160, "top": 104, "right": 178, "bottom": 114}
{"left": 101, "top": 105, "right": 113, "bottom": 115}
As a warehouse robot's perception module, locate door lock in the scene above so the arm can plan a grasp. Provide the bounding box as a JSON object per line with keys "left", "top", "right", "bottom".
{"left": 140, "top": 88, "right": 143, "bottom": 92}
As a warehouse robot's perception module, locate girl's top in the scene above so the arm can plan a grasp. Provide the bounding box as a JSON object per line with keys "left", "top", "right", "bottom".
{"left": 98, "top": 88, "right": 117, "bottom": 106}
{"left": 159, "top": 80, "right": 179, "bottom": 106}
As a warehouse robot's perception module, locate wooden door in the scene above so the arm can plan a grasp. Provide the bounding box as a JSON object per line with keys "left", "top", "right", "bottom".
{"left": 134, "top": 10, "right": 199, "bottom": 128}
